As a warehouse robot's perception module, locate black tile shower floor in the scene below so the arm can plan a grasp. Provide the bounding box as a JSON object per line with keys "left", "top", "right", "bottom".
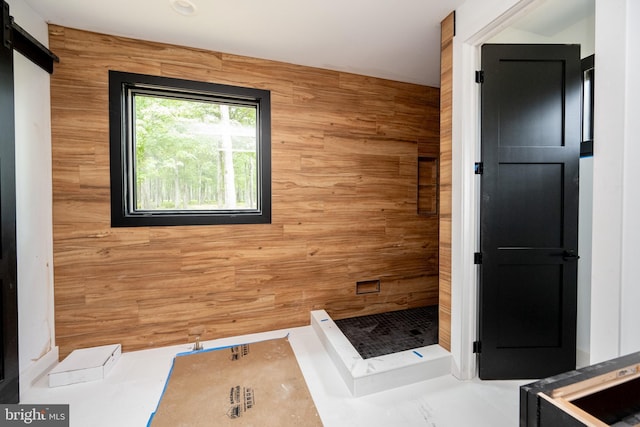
{"left": 334, "top": 305, "right": 439, "bottom": 359}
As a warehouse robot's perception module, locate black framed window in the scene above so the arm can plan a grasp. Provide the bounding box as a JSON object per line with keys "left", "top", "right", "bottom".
{"left": 109, "top": 71, "right": 271, "bottom": 226}
{"left": 581, "top": 54, "right": 594, "bottom": 157}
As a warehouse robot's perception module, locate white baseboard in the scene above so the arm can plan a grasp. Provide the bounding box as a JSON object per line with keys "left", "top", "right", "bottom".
{"left": 20, "top": 346, "right": 59, "bottom": 399}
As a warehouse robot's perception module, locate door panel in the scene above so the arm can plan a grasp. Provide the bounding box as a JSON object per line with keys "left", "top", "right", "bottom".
{"left": 479, "top": 44, "right": 581, "bottom": 379}
{"left": 496, "top": 264, "right": 562, "bottom": 348}
{"left": 499, "top": 60, "right": 565, "bottom": 147}
{"left": 497, "top": 163, "right": 563, "bottom": 247}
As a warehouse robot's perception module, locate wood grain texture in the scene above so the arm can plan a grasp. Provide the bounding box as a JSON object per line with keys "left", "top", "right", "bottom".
{"left": 439, "top": 11, "right": 455, "bottom": 352}
{"left": 49, "top": 26, "right": 441, "bottom": 357}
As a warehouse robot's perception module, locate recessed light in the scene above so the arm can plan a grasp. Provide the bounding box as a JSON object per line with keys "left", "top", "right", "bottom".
{"left": 169, "top": 0, "right": 197, "bottom": 16}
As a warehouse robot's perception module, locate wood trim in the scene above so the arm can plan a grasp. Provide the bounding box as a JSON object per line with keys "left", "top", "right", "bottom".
{"left": 441, "top": 11, "right": 455, "bottom": 48}
{"left": 538, "top": 393, "right": 608, "bottom": 427}
{"left": 49, "top": 26, "right": 441, "bottom": 357}
{"left": 551, "top": 363, "right": 640, "bottom": 401}
{"left": 439, "top": 11, "right": 455, "bottom": 352}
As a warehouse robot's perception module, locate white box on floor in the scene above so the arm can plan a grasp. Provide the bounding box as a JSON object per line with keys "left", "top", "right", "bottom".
{"left": 48, "top": 344, "right": 121, "bottom": 387}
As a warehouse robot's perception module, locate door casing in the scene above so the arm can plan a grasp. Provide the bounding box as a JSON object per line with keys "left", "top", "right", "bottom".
{"left": 447, "top": 0, "right": 565, "bottom": 380}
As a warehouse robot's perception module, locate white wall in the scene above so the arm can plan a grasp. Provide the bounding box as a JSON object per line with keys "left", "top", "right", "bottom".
{"left": 616, "top": 0, "right": 640, "bottom": 357}
{"left": 589, "top": 0, "right": 640, "bottom": 363}
{"left": 576, "top": 156, "right": 593, "bottom": 367}
{"left": 7, "top": 0, "right": 58, "bottom": 398}
{"left": 588, "top": 0, "right": 626, "bottom": 364}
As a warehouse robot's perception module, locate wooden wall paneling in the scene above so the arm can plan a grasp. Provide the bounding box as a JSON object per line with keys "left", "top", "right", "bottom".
{"left": 439, "top": 11, "right": 455, "bottom": 351}
{"left": 49, "top": 25, "right": 440, "bottom": 357}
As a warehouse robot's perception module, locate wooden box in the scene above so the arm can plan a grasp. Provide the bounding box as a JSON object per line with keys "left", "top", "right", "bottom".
{"left": 521, "top": 351, "right": 640, "bottom": 426}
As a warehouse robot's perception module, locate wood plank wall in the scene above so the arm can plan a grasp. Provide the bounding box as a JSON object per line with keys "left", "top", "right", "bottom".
{"left": 48, "top": 26, "right": 441, "bottom": 357}
{"left": 439, "top": 12, "right": 455, "bottom": 352}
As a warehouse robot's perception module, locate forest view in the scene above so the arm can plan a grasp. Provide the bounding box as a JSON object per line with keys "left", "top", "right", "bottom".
{"left": 133, "top": 94, "right": 258, "bottom": 211}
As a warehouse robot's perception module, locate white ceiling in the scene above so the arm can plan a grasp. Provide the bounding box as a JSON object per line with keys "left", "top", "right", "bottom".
{"left": 21, "top": 0, "right": 595, "bottom": 87}
{"left": 22, "top": 0, "right": 467, "bottom": 87}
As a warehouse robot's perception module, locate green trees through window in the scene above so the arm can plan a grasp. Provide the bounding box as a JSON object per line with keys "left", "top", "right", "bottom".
{"left": 109, "top": 71, "right": 271, "bottom": 226}
{"left": 133, "top": 95, "right": 257, "bottom": 211}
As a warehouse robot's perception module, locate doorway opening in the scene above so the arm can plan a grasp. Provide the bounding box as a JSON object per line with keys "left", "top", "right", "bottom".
{"left": 451, "top": 0, "right": 595, "bottom": 379}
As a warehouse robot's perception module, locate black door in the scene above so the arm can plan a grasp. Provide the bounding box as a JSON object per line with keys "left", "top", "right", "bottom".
{"left": 0, "top": 1, "right": 20, "bottom": 403}
{"left": 478, "top": 44, "right": 581, "bottom": 380}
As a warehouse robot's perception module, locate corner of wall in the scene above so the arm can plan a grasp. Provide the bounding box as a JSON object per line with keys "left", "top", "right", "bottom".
{"left": 19, "top": 346, "right": 59, "bottom": 398}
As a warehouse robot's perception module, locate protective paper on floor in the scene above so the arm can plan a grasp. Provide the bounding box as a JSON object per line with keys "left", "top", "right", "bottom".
{"left": 148, "top": 336, "right": 322, "bottom": 427}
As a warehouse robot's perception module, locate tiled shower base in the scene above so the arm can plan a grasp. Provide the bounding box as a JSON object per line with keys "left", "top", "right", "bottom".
{"left": 334, "top": 305, "right": 439, "bottom": 359}
{"left": 311, "top": 309, "right": 451, "bottom": 397}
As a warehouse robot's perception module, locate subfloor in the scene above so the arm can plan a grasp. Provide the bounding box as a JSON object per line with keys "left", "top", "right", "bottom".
{"left": 335, "top": 305, "right": 438, "bottom": 358}
{"left": 22, "top": 326, "right": 526, "bottom": 427}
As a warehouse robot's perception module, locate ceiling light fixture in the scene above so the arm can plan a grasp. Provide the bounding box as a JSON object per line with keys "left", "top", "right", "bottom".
{"left": 169, "top": 0, "right": 197, "bottom": 16}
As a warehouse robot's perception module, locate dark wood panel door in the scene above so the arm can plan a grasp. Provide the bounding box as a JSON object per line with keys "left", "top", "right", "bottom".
{"left": 478, "top": 44, "right": 581, "bottom": 379}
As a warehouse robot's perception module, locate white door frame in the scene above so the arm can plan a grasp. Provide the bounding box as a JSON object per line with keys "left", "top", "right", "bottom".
{"left": 449, "top": 0, "right": 542, "bottom": 380}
